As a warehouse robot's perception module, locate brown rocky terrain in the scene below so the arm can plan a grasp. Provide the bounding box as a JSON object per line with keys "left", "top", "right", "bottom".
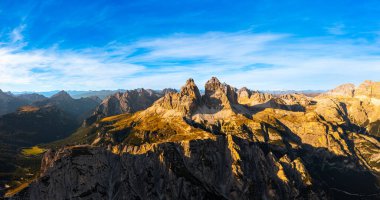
{"left": 8, "top": 78, "right": 380, "bottom": 199}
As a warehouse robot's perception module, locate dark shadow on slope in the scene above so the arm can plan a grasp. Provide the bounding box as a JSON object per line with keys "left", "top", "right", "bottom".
{"left": 245, "top": 99, "right": 307, "bottom": 115}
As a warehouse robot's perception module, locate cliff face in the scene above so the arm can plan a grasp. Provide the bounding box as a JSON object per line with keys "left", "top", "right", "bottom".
{"left": 18, "top": 137, "right": 322, "bottom": 200}
{"left": 10, "top": 78, "right": 380, "bottom": 200}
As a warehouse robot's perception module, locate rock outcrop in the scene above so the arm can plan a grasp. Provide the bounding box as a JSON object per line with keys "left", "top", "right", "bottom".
{"left": 16, "top": 137, "right": 324, "bottom": 200}
{"left": 237, "top": 87, "right": 273, "bottom": 106}
{"left": 155, "top": 78, "right": 202, "bottom": 115}
{"left": 355, "top": 80, "right": 380, "bottom": 99}
{"left": 322, "top": 83, "right": 355, "bottom": 98}
{"left": 203, "top": 77, "right": 238, "bottom": 109}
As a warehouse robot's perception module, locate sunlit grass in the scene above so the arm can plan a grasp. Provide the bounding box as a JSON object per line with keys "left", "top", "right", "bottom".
{"left": 21, "top": 146, "right": 46, "bottom": 156}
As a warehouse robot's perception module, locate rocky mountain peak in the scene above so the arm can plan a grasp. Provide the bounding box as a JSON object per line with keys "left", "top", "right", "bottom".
{"left": 355, "top": 80, "right": 380, "bottom": 98}
{"left": 204, "top": 77, "right": 223, "bottom": 94}
{"left": 323, "top": 83, "right": 355, "bottom": 98}
{"left": 6, "top": 77, "right": 380, "bottom": 199}
{"left": 203, "top": 77, "right": 238, "bottom": 108}
{"left": 0, "top": 89, "right": 11, "bottom": 98}
{"left": 51, "top": 90, "right": 73, "bottom": 101}
{"left": 180, "top": 78, "right": 201, "bottom": 101}
{"left": 153, "top": 78, "right": 202, "bottom": 115}
{"left": 237, "top": 87, "right": 251, "bottom": 99}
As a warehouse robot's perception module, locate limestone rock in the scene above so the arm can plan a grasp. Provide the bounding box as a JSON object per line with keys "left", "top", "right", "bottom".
{"left": 322, "top": 83, "right": 355, "bottom": 98}
{"left": 355, "top": 80, "right": 380, "bottom": 99}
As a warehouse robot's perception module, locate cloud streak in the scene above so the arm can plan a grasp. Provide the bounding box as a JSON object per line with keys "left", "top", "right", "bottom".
{"left": 0, "top": 30, "right": 379, "bottom": 91}
{"left": 10, "top": 24, "right": 26, "bottom": 43}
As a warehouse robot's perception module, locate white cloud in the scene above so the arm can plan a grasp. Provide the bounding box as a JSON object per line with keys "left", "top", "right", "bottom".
{"left": 0, "top": 46, "right": 144, "bottom": 91}
{"left": 0, "top": 30, "right": 379, "bottom": 91}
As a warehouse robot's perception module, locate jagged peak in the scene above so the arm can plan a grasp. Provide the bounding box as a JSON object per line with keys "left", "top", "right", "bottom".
{"left": 238, "top": 87, "right": 250, "bottom": 92}
{"left": 205, "top": 77, "right": 222, "bottom": 93}
{"left": 186, "top": 78, "right": 196, "bottom": 85}
{"left": 180, "top": 78, "right": 201, "bottom": 100}
{"left": 237, "top": 87, "right": 251, "bottom": 98}
{"left": 51, "top": 90, "right": 73, "bottom": 100}
{"left": 151, "top": 78, "right": 202, "bottom": 115}
{"left": 203, "top": 77, "right": 238, "bottom": 108}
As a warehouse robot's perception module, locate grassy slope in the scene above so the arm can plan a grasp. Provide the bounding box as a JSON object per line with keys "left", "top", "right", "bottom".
{"left": 1, "top": 125, "right": 97, "bottom": 197}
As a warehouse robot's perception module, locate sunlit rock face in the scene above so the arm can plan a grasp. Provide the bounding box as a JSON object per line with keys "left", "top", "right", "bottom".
{"left": 355, "top": 80, "right": 380, "bottom": 99}
{"left": 11, "top": 78, "right": 380, "bottom": 200}
{"left": 16, "top": 138, "right": 323, "bottom": 200}
{"left": 155, "top": 78, "right": 202, "bottom": 116}
{"left": 203, "top": 77, "right": 238, "bottom": 109}
{"left": 321, "top": 83, "right": 355, "bottom": 98}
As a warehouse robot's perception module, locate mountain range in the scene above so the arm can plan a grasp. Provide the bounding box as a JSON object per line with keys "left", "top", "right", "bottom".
{"left": 1, "top": 78, "right": 379, "bottom": 199}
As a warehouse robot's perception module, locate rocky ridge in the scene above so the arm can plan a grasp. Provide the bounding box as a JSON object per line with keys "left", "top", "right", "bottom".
{"left": 33, "top": 91, "right": 100, "bottom": 122}
{"left": 0, "top": 90, "right": 29, "bottom": 116}
{"left": 84, "top": 89, "right": 165, "bottom": 125}
{"left": 10, "top": 78, "right": 380, "bottom": 200}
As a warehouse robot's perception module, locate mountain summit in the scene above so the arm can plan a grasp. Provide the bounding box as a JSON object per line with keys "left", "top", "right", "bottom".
{"left": 6, "top": 78, "right": 380, "bottom": 199}
{"left": 50, "top": 90, "right": 73, "bottom": 101}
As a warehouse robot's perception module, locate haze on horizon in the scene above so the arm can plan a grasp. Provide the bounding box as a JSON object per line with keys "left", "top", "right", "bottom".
{"left": 0, "top": 0, "right": 379, "bottom": 92}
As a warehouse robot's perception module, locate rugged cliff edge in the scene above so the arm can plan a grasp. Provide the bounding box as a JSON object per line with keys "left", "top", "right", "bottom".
{"left": 9, "top": 78, "right": 380, "bottom": 200}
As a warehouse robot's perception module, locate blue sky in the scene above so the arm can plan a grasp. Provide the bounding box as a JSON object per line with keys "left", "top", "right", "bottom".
{"left": 0, "top": 0, "right": 380, "bottom": 91}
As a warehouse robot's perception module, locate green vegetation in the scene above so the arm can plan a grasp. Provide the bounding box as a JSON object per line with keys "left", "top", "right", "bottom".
{"left": 0, "top": 143, "right": 42, "bottom": 197}
{"left": 42, "top": 125, "right": 98, "bottom": 150}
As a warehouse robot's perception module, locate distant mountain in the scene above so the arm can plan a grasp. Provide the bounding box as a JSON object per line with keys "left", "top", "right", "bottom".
{"left": 0, "top": 90, "right": 28, "bottom": 116}
{"left": 84, "top": 88, "right": 167, "bottom": 125}
{"left": 261, "top": 89, "right": 326, "bottom": 97}
{"left": 33, "top": 91, "right": 101, "bottom": 122}
{"left": 0, "top": 105, "right": 78, "bottom": 146}
{"left": 16, "top": 93, "right": 47, "bottom": 104}
{"left": 13, "top": 90, "right": 126, "bottom": 99}
{"left": 70, "top": 90, "right": 126, "bottom": 99}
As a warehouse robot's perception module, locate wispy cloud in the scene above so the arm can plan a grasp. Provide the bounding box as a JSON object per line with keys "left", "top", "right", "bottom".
{"left": 10, "top": 24, "right": 26, "bottom": 43}
{"left": 0, "top": 30, "right": 379, "bottom": 91}
{"left": 0, "top": 42, "right": 144, "bottom": 91}
{"left": 326, "top": 23, "right": 346, "bottom": 35}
